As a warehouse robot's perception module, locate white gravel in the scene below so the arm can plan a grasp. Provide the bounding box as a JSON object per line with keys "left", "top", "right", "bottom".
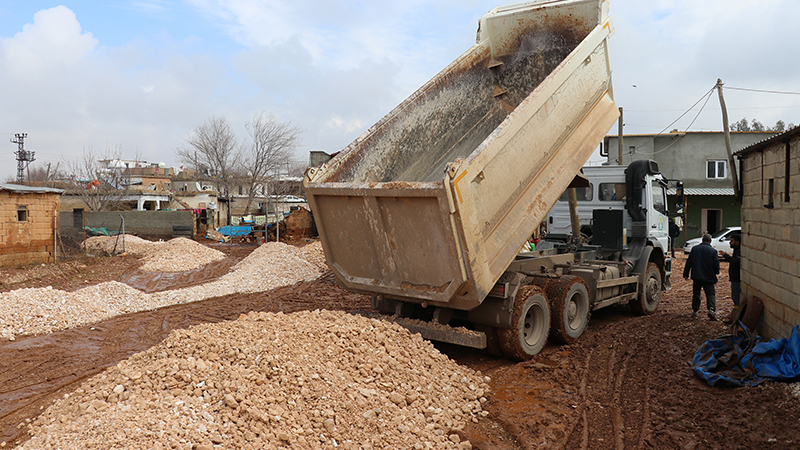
{"left": 82, "top": 236, "right": 226, "bottom": 272}
{"left": 19, "top": 310, "right": 486, "bottom": 450}
{"left": 0, "top": 241, "right": 327, "bottom": 341}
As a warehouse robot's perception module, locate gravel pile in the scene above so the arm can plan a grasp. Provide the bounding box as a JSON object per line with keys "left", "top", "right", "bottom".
{"left": 0, "top": 242, "right": 326, "bottom": 341}
{"left": 82, "top": 236, "right": 226, "bottom": 272}
{"left": 20, "top": 310, "right": 487, "bottom": 450}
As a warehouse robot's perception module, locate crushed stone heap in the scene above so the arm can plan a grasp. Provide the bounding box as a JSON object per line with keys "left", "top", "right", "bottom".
{"left": 20, "top": 310, "right": 488, "bottom": 450}
{"left": 0, "top": 242, "right": 326, "bottom": 341}
{"left": 82, "top": 236, "right": 226, "bottom": 272}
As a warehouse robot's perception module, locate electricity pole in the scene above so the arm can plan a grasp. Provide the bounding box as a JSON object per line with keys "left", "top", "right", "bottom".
{"left": 716, "top": 79, "right": 741, "bottom": 202}
{"left": 12, "top": 133, "right": 35, "bottom": 184}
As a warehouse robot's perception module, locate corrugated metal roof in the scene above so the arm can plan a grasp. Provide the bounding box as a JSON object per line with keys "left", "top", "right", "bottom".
{"left": 735, "top": 125, "right": 800, "bottom": 157}
{"left": 0, "top": 183, "right": 64, "bottom": 194}
{"left": 667, "top": 187, "right": 734, "bottom": 196}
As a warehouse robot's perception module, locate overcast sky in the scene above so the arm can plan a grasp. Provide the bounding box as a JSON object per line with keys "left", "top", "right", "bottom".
{"left": 2, "top": 0, "right": 799, "bottom": 182}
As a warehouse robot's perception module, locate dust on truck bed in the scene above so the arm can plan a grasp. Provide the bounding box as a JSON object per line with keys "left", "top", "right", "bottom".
{"left": 304, "top": 0, "right": 619, "bottom": 311}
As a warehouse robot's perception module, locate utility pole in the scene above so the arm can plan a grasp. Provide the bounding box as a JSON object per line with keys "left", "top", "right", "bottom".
{"left": 617, "top": 107, "right": 624, "bottom": 165}
{"left": 12, "top": 133, "right": 35, "bottom": 184}
{"left": 716, "top": 79, "right": 741, "bottom": 202}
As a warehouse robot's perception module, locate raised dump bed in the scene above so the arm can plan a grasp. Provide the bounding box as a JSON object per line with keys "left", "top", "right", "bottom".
{"left": 304, "top": 0, "right": 619, "bottom": 311}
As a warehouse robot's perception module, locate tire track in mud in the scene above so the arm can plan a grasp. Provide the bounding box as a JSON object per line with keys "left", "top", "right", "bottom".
{"left": 562, "top": 311, "right": 653, "bottom": 450}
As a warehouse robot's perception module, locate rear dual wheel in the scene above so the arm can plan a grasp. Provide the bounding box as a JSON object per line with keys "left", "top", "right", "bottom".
{"left": 547, "top": 275, "right": 590, "bottom": 345}
{"left": 498, "top": 286, "right": 550, "bottom": 360}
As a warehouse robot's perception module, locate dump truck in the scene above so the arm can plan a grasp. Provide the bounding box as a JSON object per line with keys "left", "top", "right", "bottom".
{"left": 303, "top": 0, "right": 672, "bottom": 360}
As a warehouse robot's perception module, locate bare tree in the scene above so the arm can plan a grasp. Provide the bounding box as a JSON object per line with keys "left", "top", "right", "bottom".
{"left": 176, "top": 116, "right": 240, "bottom": 222}
{"left": 65, "top": 145, "right": 131, "bottom": 211}
{"left": 241, "top": 112, "right": 301, "bottom": 214}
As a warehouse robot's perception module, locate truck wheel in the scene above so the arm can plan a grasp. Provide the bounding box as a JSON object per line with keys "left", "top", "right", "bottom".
{"left": 547, "top": 276, "right": 590, "bottom": 344}
{"left": 630, "top": 262, "right": 661, "bottom": 315}
{"left": 498, "top": 286, "right": 550, "bottom": 360}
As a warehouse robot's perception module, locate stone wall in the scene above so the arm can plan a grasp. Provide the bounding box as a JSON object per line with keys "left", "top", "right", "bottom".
{"left": 0, "top": 191, "right": 61, "bottom": 267}
{"left": 740, "top": 137, "right": 800, "bottom": 339}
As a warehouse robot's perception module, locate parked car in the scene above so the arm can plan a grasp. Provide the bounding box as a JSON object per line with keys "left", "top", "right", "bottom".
{"left": 283, "top": 195, "right": 306, "bottom": 203}
{"left": 683, "top": 226, "right": 741, "bottom": 254}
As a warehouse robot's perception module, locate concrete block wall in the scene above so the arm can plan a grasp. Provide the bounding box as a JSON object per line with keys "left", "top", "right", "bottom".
{"left": 740, "top": 138, "right": 800, "bottom": 339}
{"left": 61, "top": 210, "right": 196, "bottom": 241}
{"left": 0, "top": 191, "right": 60, "bottom": 267}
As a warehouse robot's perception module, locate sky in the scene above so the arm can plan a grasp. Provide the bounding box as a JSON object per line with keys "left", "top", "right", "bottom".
{"left": 2, "top": 0, "right": 800, "bottom": 182}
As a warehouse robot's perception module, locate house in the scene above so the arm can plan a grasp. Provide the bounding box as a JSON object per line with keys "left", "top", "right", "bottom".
{"left": 735, "top": 126, "right": 800, "bottom": 340}
{"left": 603, "top": 131, "right": 777, "bottom": 246}
{"left": 0, "top": 183, "right": 64, "bottom": 267}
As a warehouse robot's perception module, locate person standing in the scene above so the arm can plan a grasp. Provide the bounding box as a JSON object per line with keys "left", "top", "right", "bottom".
{"left": 720, "top": 233, "right": 741, "bottom": 309}
{"left": 683, "top": 233, "right": 720, "bottom": 320}
{"left": 669, "top": 218, "right": 680, "bottom": 257}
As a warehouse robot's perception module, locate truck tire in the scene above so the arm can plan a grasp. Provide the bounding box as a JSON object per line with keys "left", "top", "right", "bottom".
{"left": 731, "top": 295, "right": 763, "bottom": 331}
{"left": 547, "top": 276, "right": 590, "bottom": 344}
{"left": 498, "top": 286, "right": 550, "bottom": 360}
{"left": 530, "top": 276, "right": 555, "bottom": 292}
{"left": 630, "top": 262, "right": 661, "bottom": 315}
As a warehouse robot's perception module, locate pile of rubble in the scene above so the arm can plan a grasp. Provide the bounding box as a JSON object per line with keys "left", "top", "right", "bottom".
{"left": 82, "top": 236, "right": 226, "bottom": 272}
{"left": 20, "top": 310, "right": 486, "bottom": 450}
{"left": 0, "top": 242, "right": 326, "bottom": 341}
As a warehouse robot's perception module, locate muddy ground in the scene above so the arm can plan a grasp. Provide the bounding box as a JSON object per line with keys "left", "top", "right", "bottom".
{"left": 2, "top": 240, "right": 799, "bottom": 449}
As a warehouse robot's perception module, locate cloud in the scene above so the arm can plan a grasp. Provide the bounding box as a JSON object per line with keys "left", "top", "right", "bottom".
{"left": 610, "top": 0, "right": 800, "bottom": 133}
{"left": 1, "top": 6, "right": 97, "bottom": 77}
{"left": 0, "top": 5, "right": 236, "bottom": 179}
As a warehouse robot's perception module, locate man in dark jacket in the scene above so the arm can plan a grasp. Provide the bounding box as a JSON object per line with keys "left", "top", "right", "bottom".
{"left": 683, "top": 234, "right": 720, "bottom": 320}
{"left": 669, "top": 218, "right": 680, "bottom": 257}
{"left": 720, "top": 233, "right": 741, "bottom": 308}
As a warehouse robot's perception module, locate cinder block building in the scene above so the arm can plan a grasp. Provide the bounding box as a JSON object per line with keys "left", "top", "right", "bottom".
{"left": 736, "top": 127, "right": 800, "bottom": 339}
{"left": 0, "top": 183, "right": 64, "bottom": 267}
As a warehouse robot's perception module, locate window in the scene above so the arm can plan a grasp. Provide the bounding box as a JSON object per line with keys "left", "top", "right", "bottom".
{"left": 599, "top": 183, "right": 626, "bottom": 201}
{"left": 558, "top": 184, "right": 593, "bottom": 202}
{"left": 16, "top": 206, "right": 28, "bottom": 222}
{"left": 651, "top": 181, "right": 667, "bottom": 215}
{"left": 706, "top": 160, "right": 726, "bottom": 179}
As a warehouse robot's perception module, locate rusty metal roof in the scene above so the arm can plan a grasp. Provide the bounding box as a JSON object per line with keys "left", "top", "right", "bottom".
{"left": 0, "top": 183, "right": 64, "bottom": 194}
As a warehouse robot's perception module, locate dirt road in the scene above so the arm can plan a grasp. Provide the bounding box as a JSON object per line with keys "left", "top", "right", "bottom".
{"left": 2, "top": 243, "right": 799, "bottom": 449}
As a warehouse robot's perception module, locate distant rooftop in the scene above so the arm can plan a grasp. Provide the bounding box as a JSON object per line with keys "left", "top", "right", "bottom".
{"left": 0, "top": 183, "right": 64, "bottom": 194}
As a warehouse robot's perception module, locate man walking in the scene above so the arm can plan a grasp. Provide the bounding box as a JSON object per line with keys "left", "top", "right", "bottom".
{"left": 669, "top": 218, "right": 680, "bottom": 257}
{"left": 720, "top": 233, "right": 742, "bottom": 310}
{"left": 683, "top": 233, "right": 720, "bottom": 320}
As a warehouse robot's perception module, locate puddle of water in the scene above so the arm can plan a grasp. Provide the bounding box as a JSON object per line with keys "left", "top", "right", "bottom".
{"left": 119, "top": 257, "right": 238, "bottom": 293}
{"left": 488, "top": 365, "right": 554, "bottom": 414}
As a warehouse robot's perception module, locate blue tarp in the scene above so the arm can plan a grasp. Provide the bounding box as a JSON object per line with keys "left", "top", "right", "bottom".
{"left": 217, "top": 225, "right": 253, "bottom": 237}
{"left": 692, "top": 323, "right": 800, "bottom": 387}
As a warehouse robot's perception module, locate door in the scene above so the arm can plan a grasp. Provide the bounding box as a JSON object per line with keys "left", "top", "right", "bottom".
{"left": 702, "top": 209, "right": 722, "bottom": 235}
{"left": 647, "top": 178, "right": 669, "bottom": 251}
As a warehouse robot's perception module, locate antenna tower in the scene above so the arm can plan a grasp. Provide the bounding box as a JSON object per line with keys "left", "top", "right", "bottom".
{"left": 12, "top": 133, "right": 35, "bottom": 183}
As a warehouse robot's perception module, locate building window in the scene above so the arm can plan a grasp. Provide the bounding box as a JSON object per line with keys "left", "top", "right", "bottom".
{"left": 706, "top": 160, "right": 727, "bottom": 179}
{"left": 16, "top": 206, "right": 28, "bottom": 222}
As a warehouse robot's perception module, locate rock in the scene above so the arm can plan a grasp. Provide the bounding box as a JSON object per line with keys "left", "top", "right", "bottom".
{"left": 223, "top": 393, "right": 238, "bottom": 408}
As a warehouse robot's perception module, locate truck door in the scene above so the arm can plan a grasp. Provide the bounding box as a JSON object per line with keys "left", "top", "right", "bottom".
{"left": 647, "top": 177, "right": 669, "bottom": 251}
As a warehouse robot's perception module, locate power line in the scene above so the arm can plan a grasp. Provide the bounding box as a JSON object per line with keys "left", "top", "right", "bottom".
{"left": 619, "top": 82, "right": 798, "bottom": 159}
{"left": 725, "top": 87, "right": 800, "bottom": 96}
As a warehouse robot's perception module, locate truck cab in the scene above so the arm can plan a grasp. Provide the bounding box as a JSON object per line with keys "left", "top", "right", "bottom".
{"left": 546, "top": 160, "right": 673, "bottom": 261}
